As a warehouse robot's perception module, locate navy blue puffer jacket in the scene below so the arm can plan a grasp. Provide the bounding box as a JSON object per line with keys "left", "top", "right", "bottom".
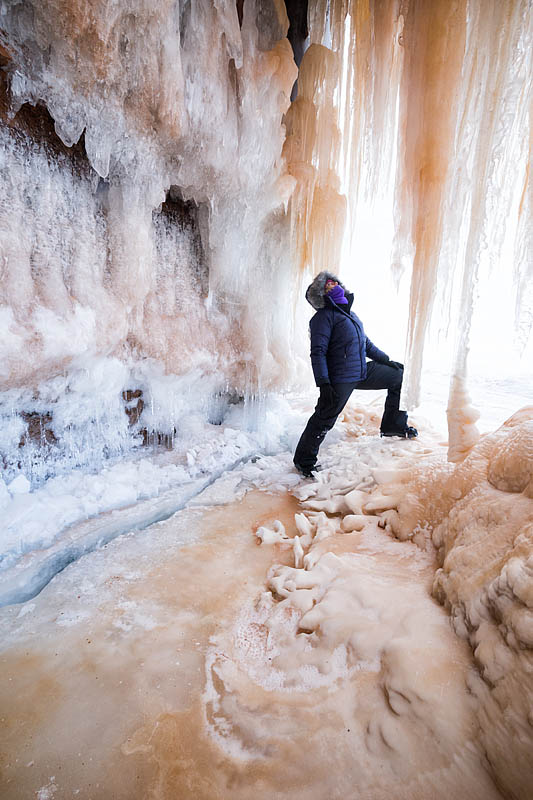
{"left": 306, "top": 271, "right": 389, "bottom": 386}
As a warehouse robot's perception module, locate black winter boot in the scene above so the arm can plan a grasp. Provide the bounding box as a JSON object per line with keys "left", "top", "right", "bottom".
{"left": 294, "top": 462, "right": 322, "bottom": 478}
{"left": 380, "top": 410, "right": 418, "bottom": 439}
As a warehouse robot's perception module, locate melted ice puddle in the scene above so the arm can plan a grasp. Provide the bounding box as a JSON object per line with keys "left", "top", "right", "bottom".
{"left": 0, "top": 484, "right": 502, "bottom": 799}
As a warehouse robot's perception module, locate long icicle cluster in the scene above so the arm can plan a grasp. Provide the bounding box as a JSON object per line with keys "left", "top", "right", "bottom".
{"left": 290, "top": 0, "right": 532, "bottom": 459}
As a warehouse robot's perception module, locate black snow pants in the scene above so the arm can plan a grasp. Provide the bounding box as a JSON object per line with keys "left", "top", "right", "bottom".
{"left": 293, "top": 361, "right": 403, "bottom": 470}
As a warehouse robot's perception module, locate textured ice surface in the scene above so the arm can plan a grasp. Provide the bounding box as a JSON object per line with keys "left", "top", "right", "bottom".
{"left": 370, "top": 405, "right": 533, "bottom": 800}
{"left": 0, "top": 406, "right": 505, "bottom": 800}
{"left": 0, "top": 392, "right": 308, "bottom": 605}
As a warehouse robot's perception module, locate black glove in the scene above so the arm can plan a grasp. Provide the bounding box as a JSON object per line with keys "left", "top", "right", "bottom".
{"left": 319, "top": 383, "right": 338, "bottom": 407}
{"left": 385, "top": 359, "right": 403, "bottom": 370}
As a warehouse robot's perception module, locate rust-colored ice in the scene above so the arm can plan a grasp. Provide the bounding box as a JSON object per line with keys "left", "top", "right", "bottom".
{"left": 0, "top": 480, "right": 504, "bottom": 800}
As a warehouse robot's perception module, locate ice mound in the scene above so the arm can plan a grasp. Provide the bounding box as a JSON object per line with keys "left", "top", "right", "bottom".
{"left": 369, "top": 406, "right": 533, "bottom": 800}
{"left": 487, "top": 418, "right": 533, "bottom": 495}
{"left": 446, "top": 373, "right": 481, "bottom": 463}
{"left": 233, "top": 408, "right": 533, "bottom": 798}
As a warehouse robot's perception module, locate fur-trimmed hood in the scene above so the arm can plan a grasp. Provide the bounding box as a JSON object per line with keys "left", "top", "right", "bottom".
{"left": 305, "top": 271, "right": 351, "bottom": 310}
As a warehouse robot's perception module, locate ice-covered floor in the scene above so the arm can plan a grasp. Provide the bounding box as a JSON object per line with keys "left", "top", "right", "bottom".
{"left": 0, "top": 394, "right": 306, "bottom": 606}
{"left": 0, "top": 399, "right": 511, "bottom": 800}
{"left": 3, "top": 371, "right": 531, "bottom": 608}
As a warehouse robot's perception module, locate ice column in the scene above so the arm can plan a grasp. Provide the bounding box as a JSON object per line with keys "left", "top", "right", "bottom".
{"left": 446, "top": 375, "right": 481, "bottom": 464}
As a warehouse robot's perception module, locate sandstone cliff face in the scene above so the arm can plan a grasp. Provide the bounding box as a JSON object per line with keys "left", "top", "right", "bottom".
{"left": 0, "top": 0, "right": 298, "bottom": 388}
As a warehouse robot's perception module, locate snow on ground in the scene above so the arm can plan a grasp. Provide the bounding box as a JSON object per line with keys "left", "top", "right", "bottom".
{"left": 0, "top": 395, "right": 292, "bottom": 557}
{"left": 1, "top": 376, "right": 529, "bottom": 607}
{"left": 0, "top": 401, "right": 499, "bottom": 800}
{"left": 1, "top": 392, "right": 532, "bottom": 798}
{"left": 414, "top": 367, "right": 533, "bottom": 436}
{"left": 0, "top": 394, "right": 308, "bottom": 605}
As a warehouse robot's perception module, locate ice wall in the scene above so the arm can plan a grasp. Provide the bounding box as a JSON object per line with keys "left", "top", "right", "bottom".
{"left": 0, "top": 0, "right": 299, "bottom": 482}
{"left": 0, "top": 0, "right": 531, "bottom": 484}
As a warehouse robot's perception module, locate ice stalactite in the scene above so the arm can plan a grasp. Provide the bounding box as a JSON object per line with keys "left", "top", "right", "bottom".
{"left": 442, "top": 0, "right": 531, "bottom": 460}
{"left": 391, "top": 0, "right": 467, "bottom": 411}
{"left": 287, "top": 0, "right": 468, "bottom": 395}
{"left": 284, "top": 42, "right": 346, "bottom": 277}
{"left": 293, "top": 0, "right": 531, "bottom": 460}
{"left": 285, "top": 1, "right": 403, "bottom": 280}
{"left": 513, "top": 62, "right": 533, "bottom": 352}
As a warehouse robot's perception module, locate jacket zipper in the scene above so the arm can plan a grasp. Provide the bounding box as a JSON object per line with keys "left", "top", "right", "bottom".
{"left": 334, "top": 304, "right": 362, "bottom": 369}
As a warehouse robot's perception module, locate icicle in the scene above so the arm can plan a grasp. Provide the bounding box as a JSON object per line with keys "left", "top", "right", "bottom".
{"left": 443, "top": 0, "right": 531, "bottom": 452}
{"left": 446, "top": 373, "right": 480, "bottom": 463}
{"left": 293, "top": 0, "right": 532, "bottom": 423}
{"left": 285, "top": 41, "right": 346, "bottom": 276}
{"left": 513, "top": 74, "right": 533, "bottom": 351}
{"left": 391, "top": 0, "right": 468, "bottom": 409}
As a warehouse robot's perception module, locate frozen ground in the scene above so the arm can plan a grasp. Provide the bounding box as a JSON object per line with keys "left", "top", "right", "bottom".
{"left": 0, "top": 414, "right": 495, "bottom": 799}
{"left": 1, "top": 374, "right": 530, "bottom": 607}
{"left": 414, "top": 367, "right": 533, "bottom": 436}
{"left": 0, "top": 394, "right": 306, "bottom": 606}
{"left": 2, "top": 391, "right": 533, "bottom": 798}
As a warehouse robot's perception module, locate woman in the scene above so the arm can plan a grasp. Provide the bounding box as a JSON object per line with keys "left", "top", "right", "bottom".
{"left": 294, "top": 271, "right": 417, "bottom": 477}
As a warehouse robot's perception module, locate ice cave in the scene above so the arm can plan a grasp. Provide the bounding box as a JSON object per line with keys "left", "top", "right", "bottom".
{"left": 0, "top": 0, "right": 532, "bottom": 798}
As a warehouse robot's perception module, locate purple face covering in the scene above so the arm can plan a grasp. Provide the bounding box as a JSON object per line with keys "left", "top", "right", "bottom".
{"left": 328, "top": 284, "right": 348, "bottom": 304}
